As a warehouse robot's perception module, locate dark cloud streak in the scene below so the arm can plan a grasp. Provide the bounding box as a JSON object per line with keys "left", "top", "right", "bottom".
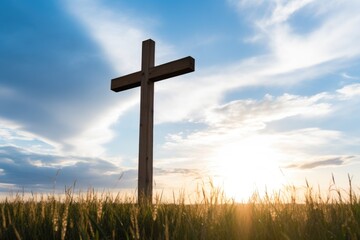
{"left": 0, "top": 145, "right": 136, "bottom": 192}
{"left": 285, "top": 156, "right": 355, "bottom": 169}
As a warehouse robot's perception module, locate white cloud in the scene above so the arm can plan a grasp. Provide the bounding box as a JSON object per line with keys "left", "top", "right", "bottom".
{"left": 64, "top": 0, "right": 145, "bottom": 74}
{"left": 227, "top": 0, "right": 266, "bottom": 9}
{"left": 159, "top": 83, "right": 360, "bottom": 180}
{"left": 229, "top": 0, "right": 360, "bottom": 73}
{"left": 336, "top": 83, "right": 360, "bottom": 99}
{"left": 64, "top": 0, "right": 174, "bottom": 74}
{"left": 204, "top": 93, "right": 331, "bottom": 128}
{"left": 270, "top": 14, "right": 360, "bottom": 72}
{"left": 154, "top": 0, "right": 360, "bottom": 124}
{"left": 341, "top": 72, "right": 359, "bottom": 80}
{"left": 262, "top": 0, "right": 315, "bottom": 27}
{"left": 160, "top": 91, "right": 336, "bottom": 164}
{"left": 65, "top": 94, "right": 139, "bottom": 156}
{"left": 0, "top": 118, "right": 60, "bottom": 154}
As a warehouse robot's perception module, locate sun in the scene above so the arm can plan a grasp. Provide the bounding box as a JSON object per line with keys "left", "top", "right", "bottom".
{"left": 210, "top": 135, "right": 286, "bottom": 201}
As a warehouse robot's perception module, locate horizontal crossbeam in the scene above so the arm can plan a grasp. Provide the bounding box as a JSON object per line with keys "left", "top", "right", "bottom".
{"left": 111, "top": 56, "right": 195, "bottom": 92}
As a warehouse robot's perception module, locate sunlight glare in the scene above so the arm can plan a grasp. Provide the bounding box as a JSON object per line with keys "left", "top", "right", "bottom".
{"left": 211, "top": 136, "right": 286, "bottom": 201}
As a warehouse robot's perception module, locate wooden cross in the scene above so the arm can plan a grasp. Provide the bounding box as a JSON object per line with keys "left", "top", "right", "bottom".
{"left": 111, "top": 39, "right": 195, "bottom": 203}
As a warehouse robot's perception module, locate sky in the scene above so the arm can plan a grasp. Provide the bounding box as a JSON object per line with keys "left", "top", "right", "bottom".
{"left": 1, "top": 0, "right": 360, "bottom": 201}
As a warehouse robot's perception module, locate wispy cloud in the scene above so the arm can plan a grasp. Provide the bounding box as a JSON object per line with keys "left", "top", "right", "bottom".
{"left": 152, "top": 1, "right": 360, "bottom": 125}
{"left": 159, "top": 83, "right": 360, "bottom": 176}
{"left": 64, "top": 0, "right": 173, "bottom": 74}
{"left": 341, "top": 72, "right": 360, "bottom": 80}
{"left": 63, "top": 94, "right": 139, "bottom": 156}
{"left": 285, "top": 156, "right": 355, "bottom": 169}
{"left": 337, "top": 83, "right": 360, "bottom": 99}
{"left": 204, "top": 93, "right": 331, "bottom": 129}
{"left": 161, "top": 96, "right": 330, "bottom": 164}
{"left": 0, "top": 118, "right": 60, "bottom": 154}
{"left": 262, "top": 0, "right": 315, "bottom": 27}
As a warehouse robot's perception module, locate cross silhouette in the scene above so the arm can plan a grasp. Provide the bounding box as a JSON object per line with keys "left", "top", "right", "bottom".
{"left": 111, "top": 39, "right": 195, "bottom": 203}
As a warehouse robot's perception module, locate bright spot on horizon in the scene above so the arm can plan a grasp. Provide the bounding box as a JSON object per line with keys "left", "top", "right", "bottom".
{"left": 210, "top": 136, "right": 287, "bottom": 201}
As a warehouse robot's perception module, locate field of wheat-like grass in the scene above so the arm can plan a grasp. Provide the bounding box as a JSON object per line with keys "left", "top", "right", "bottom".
{"left": 0, "top": 178, "right": 359, "bottom": 240}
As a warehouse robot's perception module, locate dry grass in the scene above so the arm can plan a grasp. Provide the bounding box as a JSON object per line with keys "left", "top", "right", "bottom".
{"left": 0, "top": 177, "right": 359, "bottom": 239}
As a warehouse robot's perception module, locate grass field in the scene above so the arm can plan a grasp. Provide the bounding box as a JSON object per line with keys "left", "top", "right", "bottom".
{"left": 0, "top": 178, "right": 359, "bottom": 240}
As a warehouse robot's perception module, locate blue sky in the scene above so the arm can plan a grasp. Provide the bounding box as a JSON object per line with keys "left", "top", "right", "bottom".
{"left": 1, "top": 0, "right": 360, "bottom": 201}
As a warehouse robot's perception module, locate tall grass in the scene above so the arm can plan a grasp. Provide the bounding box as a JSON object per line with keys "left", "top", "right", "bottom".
{"left": 0, "top": 177, "right": 359, "bottom": 239}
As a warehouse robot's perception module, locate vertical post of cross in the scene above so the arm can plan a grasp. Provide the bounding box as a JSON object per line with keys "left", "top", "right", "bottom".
{"left": 110, "top": 39, "right": 195, "bottom": 204}
{"left": 138, "top": 39, "right": 155, "bottom": 204}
